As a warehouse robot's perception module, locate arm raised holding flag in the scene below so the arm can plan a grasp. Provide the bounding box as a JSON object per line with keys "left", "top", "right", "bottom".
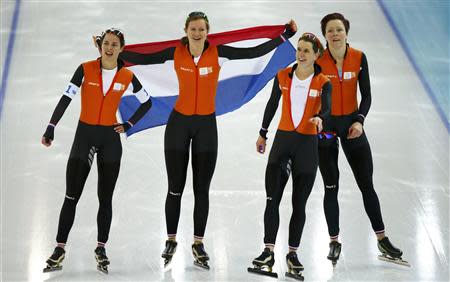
{"left": 163, "top": 14, "right": 296, "bottom": 270}
{"left": 115, "top": 22, "right": 297, "bottom": 134}
{"left": 116, "top": 20, "right": 297, "bottom": 67}
{"left": 216, "top": 20, "right": 297, "bottom": 60}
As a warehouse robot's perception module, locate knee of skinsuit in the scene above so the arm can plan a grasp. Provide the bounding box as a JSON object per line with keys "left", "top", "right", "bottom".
{"left": 98, "top": 196, "right": 113, "bottom": 207}
{"left": 283, "top": 159, "right": 292, "bottom": 177}
{"left": 168, "top": 190, "right": 183, "bottom": 198}
{"left": 323, "top": 173, "right": 338, "bottom": 191}
{"left": 64, "top": 194, "right": 80, "bottom": 204}
{"left": 324, "top": 183, "right": 338, "bottom": 190}
{"left": 265, "top": 163, "right": 285, "bottom": 204}
{"left": 193, "top": 189, "right": 209, "bottom": 200}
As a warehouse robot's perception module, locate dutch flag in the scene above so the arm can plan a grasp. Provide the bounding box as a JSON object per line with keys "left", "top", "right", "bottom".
{"left": 119, "top": 25, "right": 296, "bottom": 136}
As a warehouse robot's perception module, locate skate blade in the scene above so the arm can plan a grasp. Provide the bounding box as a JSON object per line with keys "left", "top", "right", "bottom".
{"left": 163, "top": 259, "right": 173, "bottom": 271}
{"left": 194, "top": 260, "right": 210, "bottom": 270}
{"left": 329, "top": 259, "right": 338, "bottom": 268}
{"left": 247, "top": 267, "right": 278, "bottom": 278}
{"left": 97, "top": 265, "right": 109, "bottom": 274}
{"left": 286, "top": 271, "right": 305, "bottom": 281}
{"left": 43, "top": 266, "right": 62, "bottom": 273}
{"left": 378, "top": 255, "right": 411, "bottom": 267}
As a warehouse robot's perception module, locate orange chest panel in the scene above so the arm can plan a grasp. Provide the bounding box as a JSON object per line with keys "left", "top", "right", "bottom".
{"left": 80, "top": 60, "right": 133, "bottom": 125}
{"left": 277, "top": 67, "right": 328, "bottom": 135}
{"left": 173, "top": 44, "right": 221, "bottom": 115}
{"left": 316, "top": 47, "right": 362, "bottom": 115}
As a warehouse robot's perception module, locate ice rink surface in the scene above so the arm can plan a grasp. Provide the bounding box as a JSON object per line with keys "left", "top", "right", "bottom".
{"left": 1, "top": 0, "right": 448, "bottom": 281}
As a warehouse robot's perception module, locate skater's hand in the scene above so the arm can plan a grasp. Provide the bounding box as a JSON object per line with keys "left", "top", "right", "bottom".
{"left": 309, "top": 116, "right": 323, "bottom": 133}
{"left": 256, "top": 136, "right": 266, "bottom": 154}
{"left": 41, "top": 136, "right": 52, "bottom": 147}
{"left": 42, "top": 125, "right": 54, "bottom": 147}
{"left": 114, "top": 122, "right": 132, "bottom": 134}
{"left": 281, "top": 19, "right": 297, "bottom": 40}
{"left": 347, "top": 122, "right": 363, "bottom": 139}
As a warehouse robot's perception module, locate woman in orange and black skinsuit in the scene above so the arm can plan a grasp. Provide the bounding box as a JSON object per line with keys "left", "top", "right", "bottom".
{"left": 316, "top": 13, "right": 405, "bottom": 265}
{"left": 249, "top": 33, "right": 330, "bottom": 278}
{"left": 42, "top": 29, "right": 152, "bottom": 274}
{"left": 119, "top": 12, "right": 297, "bottom": 268}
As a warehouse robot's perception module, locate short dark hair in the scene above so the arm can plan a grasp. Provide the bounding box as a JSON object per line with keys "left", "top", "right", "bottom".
{"left": 320, "top": 13, "right": 350, "bottom": 36}
{"left": 100, "top": 28, "right": 125, "bottom": 47}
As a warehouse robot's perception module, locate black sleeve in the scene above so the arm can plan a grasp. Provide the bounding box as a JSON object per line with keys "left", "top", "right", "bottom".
{"left": 356, "top": 52, "right": 371, "bottom": 124}
{"left": 318, "top": 81, "right": 332, "bottom": 120}
{"left": 130, "top": 74, "right": 143, "bottom": 93}
{"left": 119, "top": 46, "right": 176, "bottom": 65}
{"left": 48, "top": 65, "right": 83, "bottom": 125}
{"left": 70, "top": 64, "right": 84, "bottom": 87}
{"left": 217, "top": 24, "right": 295, "bottom": 60}
{"left": 217, "top": 36, "right": 285, "bottom": 60}
{"left": 261, "top": 76, "right": 282, "bottom": 135}
{"left": 127, "top": 74, "right": 152, "bottom": 125}
{"left": 128, "top": 99, "right": 152, "bottom": 126}
{"left": 49, "top": 95, "right": 72, "bottom": 125}
{"left": 217, "top": 35, "right": 285, "bottom": 60}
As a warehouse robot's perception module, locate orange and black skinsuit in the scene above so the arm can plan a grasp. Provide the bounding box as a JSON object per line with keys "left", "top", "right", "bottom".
{"left": 120, "top": 27, "right": 295, "bottom": 239}
{"left": 43, "top": 58, "right": 152, "bottom": 245}
{"left": 316, "top": 45, "right": 385, "bottom": 238}
{"left": 260, "top": 64, "right": 331, "bottom": 248}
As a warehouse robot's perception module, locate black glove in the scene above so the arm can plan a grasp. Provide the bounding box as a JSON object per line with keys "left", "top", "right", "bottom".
{"left": 43, "top": 125, "right": 55, "bottom": 143}
{"left": 281, "top": 23, "right": 296, "bottom": 39}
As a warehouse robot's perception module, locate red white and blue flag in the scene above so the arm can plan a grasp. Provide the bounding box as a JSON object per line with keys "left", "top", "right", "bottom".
{"left": 119, "top": 25, "right": 296, "bottom": 136}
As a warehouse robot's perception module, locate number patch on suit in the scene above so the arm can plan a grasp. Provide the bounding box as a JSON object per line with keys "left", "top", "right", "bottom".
{"left": 309, "top": 89, "right": 319, "bottom": 97}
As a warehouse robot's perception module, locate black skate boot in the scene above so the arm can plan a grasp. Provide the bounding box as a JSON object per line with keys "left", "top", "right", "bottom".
{"left": 247, "top": 248, "right": 278, "bottom": 278}
{"left": 192, "top": 242, "right": 210, "bottom": 270}
{"left": 161, "top": 240, "right": 178, "bottom": 268}
{"left": 377, "top": 237, "right": 410, "bottom": 267}
{"left": 43, "top": 246, "right": 65, "bottom": 273}
{"left": 95, "top": 246, "right": 110, "bottom": 274}
{"left": 327, "top": 241, "right": 342, "bottom": 267}
{"left": 285, "top": 252, "right": 304, "bottom": 281}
